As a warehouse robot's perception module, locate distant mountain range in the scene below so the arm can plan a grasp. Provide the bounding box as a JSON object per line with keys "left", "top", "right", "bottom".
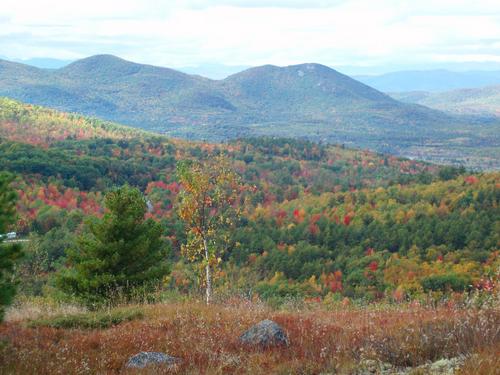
{"left": 6, "top": 55, "right": 500, "bottom": 90}
{"left": 178, "top": 63, "right": 251, "bottom": 79}
{"left": 356, "top": 70, "right": 500, "bottom": 92}
{"left": 1, "top": 57, "right": 74, "bottom": 69}
{"left": 0, "top": 54, "right": 498, "bottom": 168}
{"left": 391, "top": 85, "right": 500, "bottom": 117}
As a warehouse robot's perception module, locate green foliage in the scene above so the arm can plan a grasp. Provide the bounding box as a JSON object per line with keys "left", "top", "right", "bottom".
{"left": 421, "top": 274, "right": 472, "bottom": 292}
{"left": 0, "top": 174, "right": 16, "bottom": 224}
{"left": 255, "top": 278, "right": 309, "bottom": 299}
{"left": 16, "top": 228, "right": 76, "bottom": 296}
{"left": 55, "top": 186, "right": 168, "bottom": 307}
{"left": 257, "top": 241, "right": 333, "bottom": 280}
{"left": 0, "top": 172, "right": 23, "bottom": 321}
{"left": 438, "top": 166, "right": 465, "bottom": 181}
{"left": 27, "top": 306, "right": 144, "bottom": 329}
{"left": 0, "top": 139, "right": 174, "bottom": 190}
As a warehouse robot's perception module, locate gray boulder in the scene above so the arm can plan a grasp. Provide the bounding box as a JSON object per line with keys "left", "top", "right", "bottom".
{"left": 125, "top": 351, "right": 181, "bottom": 369}
{"left": 240, "top": 319, "right": 289, "bottom": 347}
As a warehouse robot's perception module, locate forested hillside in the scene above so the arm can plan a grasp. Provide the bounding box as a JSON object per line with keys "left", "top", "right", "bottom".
{"left": 233, "top": 173, "right": 498, "bottom": 301}
{"left": 0, "top": 98, "right": 497, "bottom": 304}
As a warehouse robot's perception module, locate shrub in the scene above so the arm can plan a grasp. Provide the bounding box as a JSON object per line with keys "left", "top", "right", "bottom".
{"left": 421, "top": 274, "right": 471, "bottom": 292}
{"left": 27, "top": 306, "right": 144, "bottom": 329}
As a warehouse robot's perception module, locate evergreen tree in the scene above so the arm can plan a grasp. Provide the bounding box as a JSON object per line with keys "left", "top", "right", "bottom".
{"left": 56, "top": 186, "right": 168, "bottom": 307}
{"left": 0, "top": 172, "right": 22, "bottom": 322}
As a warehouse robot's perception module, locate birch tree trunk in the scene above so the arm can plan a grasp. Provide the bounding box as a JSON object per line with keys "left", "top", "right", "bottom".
{"left": 203, "top": 238, "right": 212, "bottom": 304}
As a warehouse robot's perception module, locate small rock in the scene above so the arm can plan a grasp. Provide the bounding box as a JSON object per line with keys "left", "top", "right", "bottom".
{"left": 240, "top": 319, "right": 289, "bottom": 348}
{"left": 125, "top": 351, "right": 181, "bottom": 369}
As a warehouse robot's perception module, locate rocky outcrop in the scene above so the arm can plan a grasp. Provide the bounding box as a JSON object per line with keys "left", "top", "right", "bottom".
{"left": 240, "top": 319, "right": 289, "bottom": 348}
{"left": 125, "top": 351, "right": 181, "bottom": 369}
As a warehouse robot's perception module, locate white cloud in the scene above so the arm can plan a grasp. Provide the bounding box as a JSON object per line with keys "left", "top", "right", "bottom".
{"left": 0, "top": 0, "right": 499, "bottom": 70}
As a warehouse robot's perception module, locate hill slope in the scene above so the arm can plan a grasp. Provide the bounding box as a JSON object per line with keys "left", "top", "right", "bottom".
{"left": 0, "top": 97, "right": 439, "bottom": 193}
{"left": 391, "top": 85, "right": 500, "bottom": 117}
{"left": 0, "top": 56, "right": 499, "bottom": 169}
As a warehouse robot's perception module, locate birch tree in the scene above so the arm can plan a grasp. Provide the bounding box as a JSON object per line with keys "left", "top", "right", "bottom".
{"left": 176, "top": 156, "right": 240, "bottom": 304}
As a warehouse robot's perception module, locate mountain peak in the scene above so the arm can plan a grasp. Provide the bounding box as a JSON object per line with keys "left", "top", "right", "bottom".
{"left": 222, "top": 61, "right": 390, "bottom": 104}
{"left": 225, "top": 63, "right": 346, "bottom": 84}
{"left": 66, "top": 54, "right": 129, "bottom": 66}
{"left": 226, "top": 63, "right": 336, "bottom": 78}
{"left": 58, "top": 54, "right": 144, "bottom": 79}
{"left": 58, "top": 54, "right": 196, "bottom": 83}
{"left": 287, "top": 62, "right": 335, "bottom": 71}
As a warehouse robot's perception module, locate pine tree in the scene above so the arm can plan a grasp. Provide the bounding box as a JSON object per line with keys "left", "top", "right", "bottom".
{"left": 56, "top": 186, "right": 168, "bottom": 307}
{"left": 0, "top": 172, "right": 22, "bottom": 322}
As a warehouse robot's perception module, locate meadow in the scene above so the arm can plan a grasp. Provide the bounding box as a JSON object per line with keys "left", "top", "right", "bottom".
{"left": 1, "top": 296, "right": 499, "bottom": 374}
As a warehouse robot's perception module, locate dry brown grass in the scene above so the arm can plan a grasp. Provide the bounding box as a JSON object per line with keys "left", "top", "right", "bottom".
{"left": 0, "top": 300, "right": 498, "bottom": 374}
{"left": 5, "top": 296, "right": 86, "bottom": 323}
{"left": 458, "top": 348, "right": 500, "bottom": 375}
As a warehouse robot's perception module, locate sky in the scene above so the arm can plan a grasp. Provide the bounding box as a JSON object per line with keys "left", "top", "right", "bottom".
{"left": 1, "top": 0, "right": 500, "bottom": 75}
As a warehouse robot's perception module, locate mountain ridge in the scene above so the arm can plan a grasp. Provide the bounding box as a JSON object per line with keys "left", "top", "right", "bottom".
{"left": 0, "top": 54, "right": 498, "bottom": 170}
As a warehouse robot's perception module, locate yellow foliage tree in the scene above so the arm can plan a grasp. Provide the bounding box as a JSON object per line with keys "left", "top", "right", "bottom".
{"left": 177, "top": 156, "right": 241, "bottom": 304}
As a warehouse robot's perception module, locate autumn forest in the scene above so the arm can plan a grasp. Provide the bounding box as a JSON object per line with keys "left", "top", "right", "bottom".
{"left": 0, "top": 97, "right": 498, "bottom": 374}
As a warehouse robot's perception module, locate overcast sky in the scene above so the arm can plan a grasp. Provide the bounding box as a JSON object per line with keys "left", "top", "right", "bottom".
{"left": 1, "top": 0, "right": 500, "bottom": 74}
